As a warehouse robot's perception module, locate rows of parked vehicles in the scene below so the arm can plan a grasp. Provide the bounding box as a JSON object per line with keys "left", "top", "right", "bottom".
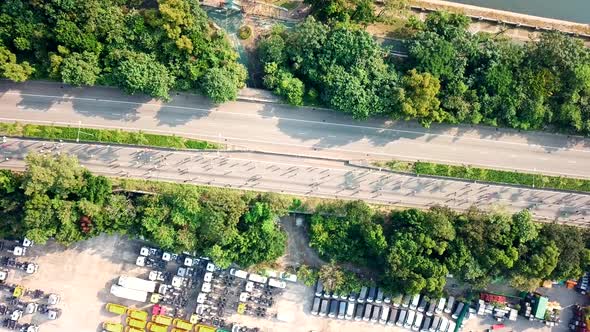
{"left": 310, "top": 280, "right": 465, "bottom": 331}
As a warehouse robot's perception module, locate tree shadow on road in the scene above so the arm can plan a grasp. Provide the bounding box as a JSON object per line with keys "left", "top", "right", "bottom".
{"left": 154, "top": 92, "right": 215, "bottom": 127}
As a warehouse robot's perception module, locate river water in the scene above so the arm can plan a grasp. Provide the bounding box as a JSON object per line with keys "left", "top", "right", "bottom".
{"left": 447, "top": 0, "right": 589, "bottom": 24}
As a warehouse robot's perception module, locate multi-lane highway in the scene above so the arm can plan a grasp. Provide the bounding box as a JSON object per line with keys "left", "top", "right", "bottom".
{"left": 1, "top": 81, "right": 590, "bottom": 178}
{"left": 1, "top": 138, "right": 589, "bottom": 225}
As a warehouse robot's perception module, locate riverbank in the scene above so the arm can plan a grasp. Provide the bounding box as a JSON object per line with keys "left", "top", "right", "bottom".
{"left": 411, "top": 0, "right": 590, "bottom": 40}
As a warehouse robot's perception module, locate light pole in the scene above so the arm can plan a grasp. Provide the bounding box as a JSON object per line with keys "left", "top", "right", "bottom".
{"left": 76, "top": 121, "right": 81, "bottom": 142}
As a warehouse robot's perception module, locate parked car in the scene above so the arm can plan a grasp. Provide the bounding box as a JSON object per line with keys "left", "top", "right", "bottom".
{"left": 426, "top": 301, "right": 436, "bottom": 316}
{"left": 417, "top": 297, "right": 428, "bottom": 312}
{"left": 354, "top": 303, "right": 364, "bottom": 321}
{"left": 319, "top": 299, "right": 329, "bottom": 317}
{"left": 402, "top": 294, "right": 411, "bottom": 308}
{"left": 393, "top": 294, "right": 403, "bottom": 308}
{"left": 311, "top": 297, "right": 321, "bottom": 315}
{"left": 410, "top": 294, "right": 421, "bottom": 310}
{"left": 438, "top": 317, "right": 449, "bottom": 332}
{"left": 367, "top": 287, "right": 377, "bottom": 303}
{"left": 349, "top": 290, "right": 358, "bottom": 302}
{"left": 430, "top": 316, "right": 440, "bottom": 332}
{"left": 405, "top": 310, "right": 416, "bottom": 329}
{"left": 363, "top": 304, "right": 373, "bottom": 321}
{"left": 384, "top": 293, "right": 392, "bottom": 304}
{"left": 396, "top": 309, "right": 407, "bottom": 327}
{"left": 358, "top": 287, "right": 368, "bottom": 303}
{"left": 338, "top": 301, "right": 346, "bottom": 319}
{"left": 314, "top": 280, "right": 324, "bottom": 297}
{"left": 375, "top": 288, "right": 384, "bottom": 304}
{"left": 328, "top": 300, "right": 338, "bottom": 318}
{"left": 444, "top": 296, "right": 455, "bottom": 314}
{"left": 435, "top": 298, "right": 446, "bottom": 314}
{"left": 380, "top": 306, "right": 390, "bottom": 325}
{"left": 452, "top": 302, "right": 464, "bottom": 320}
{"left": 421, "top": 316, "right": 432, "bottom": 332}
{"left": 413, "top": 312, "right": 424, "bottom": 331}
{"left": 388, "top": 308, "right": 399, "bottom": 326}
{"left": 371, "top": 305, "right": 381, "bottom": 323}
{"left": 345, "top": 302, "right": 355, "bottom": 320}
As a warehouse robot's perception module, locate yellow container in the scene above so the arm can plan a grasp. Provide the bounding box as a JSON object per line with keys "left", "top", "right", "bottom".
{"left": 152, "top": 314, "right": 173, "bottom": 326}
{"left": 102, "top": 322, "right": 124, "bottom": 332}
{"left": 126, "top": 318, "right": 147, "bottom": 329}
{"left": 106, "top": 303, "right": 127, "bottom": 315}
{"left": 127, "top": 309, "right": 148, "bottom": 321}
{"left": 147, "top": 322, "right": 168, "bottom": 332}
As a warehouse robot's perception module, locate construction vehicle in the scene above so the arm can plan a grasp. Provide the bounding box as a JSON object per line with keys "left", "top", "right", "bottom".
{"left": 127, "top": 309, "right": 148, "bottom": 321}
{"left": 13, "top": 285, "right": 24, "bottom": 298}
{"left": 102, "top": 322, "right": 124, "bottom": 332}
{"left": 152, "top": 314, "right": 173, "bottom": 326}
{"left": 118, "top": 275, "right": 158, "bottom": 293}
{"left": 105, "top": 303, "right": 127, "bottom": 315}
{"left": 126, "top": 317, "right": 147, "bottom": 329}
{"left": 172, "top": 318, "right": 193, "bottom": 330}
{"left": 147, "top": 322, "right": 168, "bottom": 332}
{"left": 110, "top": 285, "right": 148, "bottom": 302}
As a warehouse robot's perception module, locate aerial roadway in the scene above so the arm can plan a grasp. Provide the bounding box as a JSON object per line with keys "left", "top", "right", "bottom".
{"left": 1, "top": 81, "right": 589, "bottom": 179}
{"left": 1, "top": 138, "right": 589, "bottom": 226}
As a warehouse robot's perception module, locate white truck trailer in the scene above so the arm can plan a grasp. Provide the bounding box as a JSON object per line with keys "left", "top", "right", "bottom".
{"left": 117, "top": 275, "right": 157, "bottom": 292}
{"left": 110, "top": 285, "right": 148, "bottom": 302}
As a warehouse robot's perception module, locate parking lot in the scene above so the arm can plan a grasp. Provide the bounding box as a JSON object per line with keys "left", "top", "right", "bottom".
{"left": 0, "top": 231, "right": 586, "bottom": 332}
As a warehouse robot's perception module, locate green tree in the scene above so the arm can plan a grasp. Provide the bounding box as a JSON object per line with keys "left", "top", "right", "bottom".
{"left": 201, "top": 67, "right": 239, "bottom": 104}
{"left": 0, "top": 46, "right": 34, "bottom": 82}
{"left": 60, "top": 51, "right": 101, "bottom": 86}
{"left": 397, "top": 69, "right": 443, "bottom": 127}
{"left": 113, "top": 52, "right": 175, "bottom": 100}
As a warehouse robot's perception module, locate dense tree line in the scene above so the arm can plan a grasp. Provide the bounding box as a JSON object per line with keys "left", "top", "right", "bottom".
{"left": 0, "top": 0, "right": 246, "bottom": 102}
{"left": 256, "top": 12, "right": 590, "bottom": 134}
{"left": 309, "top": 201, "right": 590, "bottom": 297}
{"left": 0, "top": 154, "right": 287, "bottom": 268}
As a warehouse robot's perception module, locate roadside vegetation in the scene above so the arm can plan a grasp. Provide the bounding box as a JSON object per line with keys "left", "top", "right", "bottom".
{"left": 0, "top": 154, "right": 288, "bottom": 269}
{"left": 0, "top": 122, "right": 221, "bottom": 150}
{"left": 0, "top": 153, "right": 588, "bottom": 294}
{"left": 308, "top": 200, "right": 590, "bottom": 297}
{"left": 0, "top": 0, "right": 246, "bottom": 102}
{"left": 375, "top": 160, "right": 590, "bottom": 192}
{"left": 256, "top": 10, "right": 590, "bottom": 135}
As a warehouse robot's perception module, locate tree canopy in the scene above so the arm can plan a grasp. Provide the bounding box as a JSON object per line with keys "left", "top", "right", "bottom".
{"left": 1, "top": 153, "right": 286, "bottom": 269}
{"left": 309, "top": 201, "right": 590, "bottom": 297}
{"left": 0, "top": 0, "right": 246, "bottom": 101}
{"left": 256, "top": 11, "right": 590, "bottom": 135}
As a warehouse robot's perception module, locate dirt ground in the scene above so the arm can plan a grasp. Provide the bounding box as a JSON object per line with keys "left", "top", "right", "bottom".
{"left": 9, "top": 235, "right": 147, "bottom": 332}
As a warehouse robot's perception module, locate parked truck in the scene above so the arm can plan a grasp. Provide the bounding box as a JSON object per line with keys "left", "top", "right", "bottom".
{"left": 110, "top": 285, "right": 148, "bottom": 302}
{"left": 118, "top": 276, "right": 157, "bottom": 293}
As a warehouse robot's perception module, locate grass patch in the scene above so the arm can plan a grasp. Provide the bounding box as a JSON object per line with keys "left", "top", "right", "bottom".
{"left": 376, "top": 160, "right": 590, "bottom": 193}
{"left": 0, "top": 122, "right": 221, "bottom": 150}
{"left": 274, "top": 0, "right": 299, "bottom": 10}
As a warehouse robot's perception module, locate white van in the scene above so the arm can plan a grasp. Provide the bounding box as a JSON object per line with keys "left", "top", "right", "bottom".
{"left": 436, "top": 298, "right": 446, "bottom": 314}
{"left": 345, "top": 302, "right": 355, "bottom": 320}
{"left": 405, "top": 310, "right": 416, "bottom": 329}
{"left": 413, "top": 312, "right": 424, "bottom": 331}
{"left": 410, "top": 294, "right": 421, "bottom": 310}
{"left": 380, "top": 306, "right": 390, "bottom": 324}
{"left": 438, "top": 317, "right": 449, "bottom": 332}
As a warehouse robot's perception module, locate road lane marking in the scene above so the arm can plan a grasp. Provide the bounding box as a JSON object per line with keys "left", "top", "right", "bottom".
{"left": 2, "top": 116, "right": 590, "bottom": 179}
{"left": 5, "top": 91, "right": 590, "bottom": 154}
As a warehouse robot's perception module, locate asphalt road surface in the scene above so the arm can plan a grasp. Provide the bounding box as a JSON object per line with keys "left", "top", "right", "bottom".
{"left": 1, "top": 81, "right": 590, "bottom": 179}
{"left": 1, "top": 138, "right": 589, "bottom": 225}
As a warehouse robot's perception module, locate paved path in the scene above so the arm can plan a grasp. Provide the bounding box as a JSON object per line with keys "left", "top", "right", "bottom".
{"left": 1, "top": 138, "right": 589, "bottom": 225}
{"left": 1, "top": 81, "right": 590, "bottom": 179}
